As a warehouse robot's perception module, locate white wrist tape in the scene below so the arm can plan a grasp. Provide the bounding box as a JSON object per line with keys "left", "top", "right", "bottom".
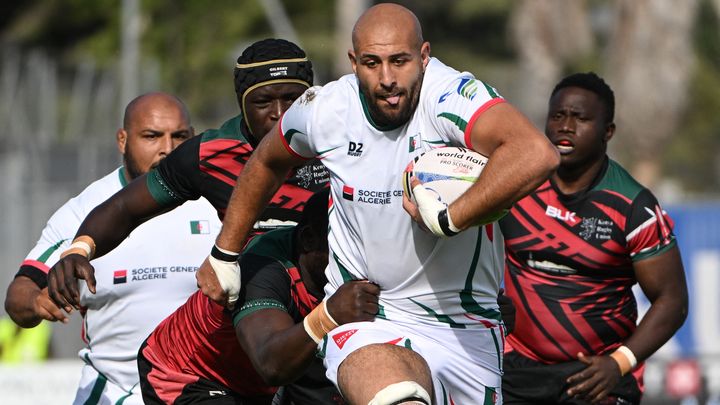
{"left": 209, "top": 245, "right": 241, "bottom": 306}
{"left": 70, "top": 240, "right": 93, "bottom": 256}
{"left": 60, "top": 236, "right": 97, "bottom": 259}
{"left": 610, "top": 345, "right": 637, "bottom": 376}
{"left": 412, "top": 183, "right": 460, "bottom": 237}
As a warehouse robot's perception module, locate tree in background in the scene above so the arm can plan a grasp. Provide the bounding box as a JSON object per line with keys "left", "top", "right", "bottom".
{"left": 1, "top": 0, "right": 719, "bottom": 196}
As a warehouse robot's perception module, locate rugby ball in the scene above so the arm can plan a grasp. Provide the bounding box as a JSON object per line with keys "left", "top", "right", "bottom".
{"left": 403, "top": 146, "right": 488, "bottom": 206}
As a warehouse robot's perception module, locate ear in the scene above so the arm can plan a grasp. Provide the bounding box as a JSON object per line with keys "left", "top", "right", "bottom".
{"left": 298, "top": 226, "right": 317, "bottom": 253}
{"left": 348, "top": 50, "right": 358, "bottom": 74}
{"left": 604, "top": 122, "right": 616, "bottom": 143}
{"left": 116, "top": 128, "right": 127, "bottom": 154}
{"left": 421, "top": 42, "right": 431, "bottom": 69}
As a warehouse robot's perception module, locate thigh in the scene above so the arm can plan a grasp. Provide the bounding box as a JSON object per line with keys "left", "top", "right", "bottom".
{"left": 321, "top": 320, "right": 432, "bottom": 404}
{"left": 418, "top": 326, "right": 504, "bottom": 405}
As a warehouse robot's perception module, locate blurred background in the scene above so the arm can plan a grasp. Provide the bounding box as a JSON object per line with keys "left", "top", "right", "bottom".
{"left": 0, "top": 0, "right": 718, "bottom": 403}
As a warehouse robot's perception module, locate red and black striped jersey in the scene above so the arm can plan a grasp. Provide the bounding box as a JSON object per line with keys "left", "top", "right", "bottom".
{"left": 146, "top": 114, "right": 329, "bottom": 231}
{"left": 500, "top": 158, "right": 676, "bottom": 364}
{"left": 233, "top": 227, "right": 343, "bottom": 404}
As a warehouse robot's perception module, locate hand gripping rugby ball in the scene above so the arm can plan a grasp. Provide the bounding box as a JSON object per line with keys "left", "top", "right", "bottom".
{"left": 403, "top": 146, "right": 488, "bottom": 206}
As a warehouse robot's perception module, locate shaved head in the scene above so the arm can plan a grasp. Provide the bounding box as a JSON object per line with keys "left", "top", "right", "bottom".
{"left": 118, "top": 92, "right": 193, "bottom": 180}
{"left": 348, "top": 3, "right": 430, "bottom": 129}
{"left": 352, "top": 3, "right": 424, "bottom": 52}
{"left": 123, "top": 92, "right": 190, "bottom": 130}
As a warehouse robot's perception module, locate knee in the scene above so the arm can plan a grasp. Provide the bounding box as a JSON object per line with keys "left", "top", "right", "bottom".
{"left": 368, "top": 381, "right": 431, "bottom": 405}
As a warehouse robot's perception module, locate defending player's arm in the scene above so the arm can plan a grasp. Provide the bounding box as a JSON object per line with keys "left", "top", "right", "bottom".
{"left": 46, "top": 135, "right": 206, "bottom": 311}
{"left": 47, "top": 177, "right": 174, "bottom": 312}
{"left": 199, "top": 124, "right": 306, "bottom": 305}
{"left": 235, "top": 277, "right": 379, "bottom": 385}
{"left": 566, "top": 193, "right": 688, "bottom": 403}
{"left": 566, "top": 245, "right": 687, "bottom": 403}
{"left": 5, "top": 277, "right": 67, "bottom": 328}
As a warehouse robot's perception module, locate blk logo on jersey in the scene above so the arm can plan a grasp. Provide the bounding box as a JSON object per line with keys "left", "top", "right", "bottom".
{"left": 347, "top": 142, "right": 363, "bottom": 157}
{"left": 546, "top": 205, "right": 579, "bottom": 225}
{"left": 190, "top": 220, "right": 210, "bottom": 234}
{"left": 113, "top": 270, "right": 127, "bottom": 284}
{"left": 342, "top": 185, "right": 354, "bottom": 201}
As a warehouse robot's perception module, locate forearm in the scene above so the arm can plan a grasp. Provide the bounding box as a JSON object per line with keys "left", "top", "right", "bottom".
{"left": 77, "top": 180, "right": 168, "bottom": 258}
{"left": 5, "top": 277, "right": 43, "bottom": 328}
{"left": 624, "top": 294, "right": 688, "bottom": 362}
{"left": 451, "top": 136, "right": 558, "bottom": 228}
{"left": 249, "top": 323, "right": 318, "bottom": 385}
{"left": 216, "top": 150, "right": 292, "bottom": 252}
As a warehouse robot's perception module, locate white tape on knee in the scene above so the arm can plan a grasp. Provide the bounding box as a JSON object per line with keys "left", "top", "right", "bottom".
{"left": 368, "top": 381, "right": 431, "bottom": 405}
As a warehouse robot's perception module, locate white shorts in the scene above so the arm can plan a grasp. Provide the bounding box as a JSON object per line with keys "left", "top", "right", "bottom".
{"left": 73, "top": 364, "right": 143, "bottom": 405}
{"left": 319, "top": 318, "right": 504, "bottom": 404}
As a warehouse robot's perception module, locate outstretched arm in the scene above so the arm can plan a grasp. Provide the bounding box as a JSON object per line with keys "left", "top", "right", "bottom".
{"left": 198, "top": 125, "right": 306, "bottom": 305}
{"left": 47, "top": 176, "right": 172, "bottom": 312}
{"left": 236, "top": 280, "right": 379, "bottom": 385}
{"left": 566, "top": 246, "right": 688, "bottom": 403}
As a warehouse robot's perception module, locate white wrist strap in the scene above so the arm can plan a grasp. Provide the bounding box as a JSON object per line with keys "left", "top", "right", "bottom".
{"left": 209, "top": 245, "right": 241, "bottom": 305}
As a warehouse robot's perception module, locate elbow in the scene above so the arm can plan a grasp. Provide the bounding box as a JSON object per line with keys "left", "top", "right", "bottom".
{"left": 541, "top": 141, "right": 561, "bottom": 175}
{"left": 256, "top": 364, "right": 292, "bottom": 386}
{"left": 676, "top": 297, "right": 689, "bottom": 330}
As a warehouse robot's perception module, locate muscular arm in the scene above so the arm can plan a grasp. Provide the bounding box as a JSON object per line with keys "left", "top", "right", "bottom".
{"left": 451, "top": 102, "right": 559, "bottom": 229}
{"left": 236, "top": 280, "right": 379, "bottom": 385}
{"left": 78, "top": 175, "right": 172, "bottom": 258}
{"left": 566, "top": 246, "right": 688, "bottom": 403}
{"left": 48, "top": 176, "right": 174, "bottom": 311}
{"left": 216, "top": 126, "right": 306, "bottom": 253}
{"left": 626, "top": 245, "right": 688, "bottom": 361}
{"left": 5, "top": 276, "right": 67, "bottom": 328}
{"left": 236, "top": 309, "right": 316, "bottom": 385}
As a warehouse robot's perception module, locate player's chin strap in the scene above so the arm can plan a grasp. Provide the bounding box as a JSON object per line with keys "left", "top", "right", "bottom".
{"left": 412, "top": 184, "right": 460, "bottom": 237}
{"left": 208, "top": 245, "right": 241, "bottom": 308}
{"left": 368, "top": 381, "right": 432, "bottom": 405}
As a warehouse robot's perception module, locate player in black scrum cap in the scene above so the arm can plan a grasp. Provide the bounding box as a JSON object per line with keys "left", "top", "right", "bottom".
{"left": 48, "top": 38, "right": 329, "bottom": 310}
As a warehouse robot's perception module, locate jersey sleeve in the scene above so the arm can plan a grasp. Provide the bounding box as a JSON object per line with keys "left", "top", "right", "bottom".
{"left": 18, "top": 198, "right": 85, "bottom": 288}
{"left": 428, "top": 75, "right": 506, "bottom": 149}
{"left": 146, "top": 135, "right": 204, "bottom": 206}
{"left": 626, "top": 188, "right": 677, "bottom": 261}
{"left": 279, "top": 86, "right": 328, "bottom": 159}
{"left": 231, "top": 254, "right": 291, "bottom": 326}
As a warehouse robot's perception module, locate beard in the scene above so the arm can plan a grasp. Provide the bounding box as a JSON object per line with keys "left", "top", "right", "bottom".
{"left": 361, "top": 70, "right": 424, "bottom": 129}
{"left": 123, "top": 142, "right": 151, "bottom": 180}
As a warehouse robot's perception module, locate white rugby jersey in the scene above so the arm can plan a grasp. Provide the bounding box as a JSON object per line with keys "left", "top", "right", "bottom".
{"left": 280, "top": 58, "right": 506, "bottom": 328}
{"left": 22, "top": 167, "right": 220, "bottom": 393}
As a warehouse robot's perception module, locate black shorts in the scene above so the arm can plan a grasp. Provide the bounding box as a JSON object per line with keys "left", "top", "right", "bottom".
{"left": 137, "top": 340, "right": 274, "bottom": 405}
{"left": 502, "top": 351, "right": 642, "bottom": 405}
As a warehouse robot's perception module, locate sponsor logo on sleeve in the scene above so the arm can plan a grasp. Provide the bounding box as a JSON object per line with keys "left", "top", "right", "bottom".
{"left": 457, "top": 78, "right": 479, "bottom": 100}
